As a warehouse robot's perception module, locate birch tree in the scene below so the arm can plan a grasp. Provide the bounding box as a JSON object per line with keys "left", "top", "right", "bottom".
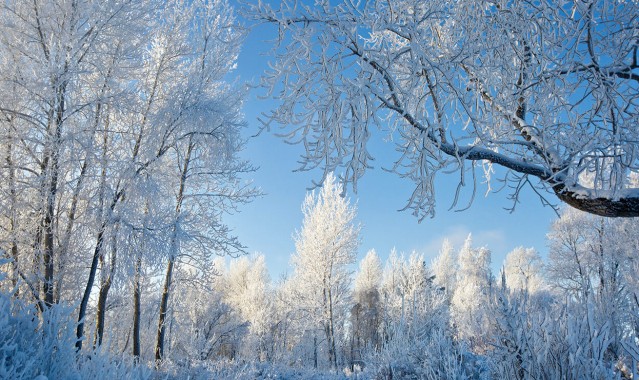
{"left": 150, "top": 0, "right": 254, "bottom": 361}
{"left": 291, "top": 172, "right": 360, "bottom": 370}
{"left": 251, "top": 0, "right": 639, "bottom": 219}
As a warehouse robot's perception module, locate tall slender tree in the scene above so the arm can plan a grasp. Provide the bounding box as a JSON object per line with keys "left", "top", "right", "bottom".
{"left": 451, "top": 235, "right": 492, "bottom": 348}
{"left": 431, "top": 239, "right": 458, "bottom": 296}
{"left": 153, "top": 0, "right": 254, "bottom": 361}
{"left": 351, "top": 249, "right": 383, "bottom": 362}
{"left": 291, "top": 172, "right": 360, "bottom": 370}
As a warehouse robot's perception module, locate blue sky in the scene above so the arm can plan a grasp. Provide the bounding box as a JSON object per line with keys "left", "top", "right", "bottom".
{"left": 226, "top": 8, "right": 559, "bottom": 279}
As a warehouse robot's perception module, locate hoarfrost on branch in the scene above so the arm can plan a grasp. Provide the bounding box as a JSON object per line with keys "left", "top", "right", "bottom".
{"left": 251, "top": 0, "right": 639, "bottom": 218}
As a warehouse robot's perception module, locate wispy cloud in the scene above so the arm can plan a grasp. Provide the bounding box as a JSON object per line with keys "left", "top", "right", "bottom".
{"left": 419, "top": 224, "right": 508, "bottom": 262}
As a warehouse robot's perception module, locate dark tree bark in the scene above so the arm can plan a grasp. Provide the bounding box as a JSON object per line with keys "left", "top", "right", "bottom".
{"left": 94, "top": 225, "right": 118, "bottom": 347}
{"left": 554, "top": 185, "right": 639, "bottom": 218}
{"left": 133, "top": 255, "right": 142, "bottom": 359}
{"left": 5, "top": 136, "right": 19, "bottom": 294}
{"left": 155, "top": 258, "right": 175, "bottom": 362}
{"left": 155, "top": 139, "right": 193, "bottom": 362}
{"left": 76, "top": 225, "right": 105, "bottom": 351}
{"left": 76, "top": 190, "right": 122, "bottom": 350}
{"left": 42, "top": 84, "right": 65, "bottom": 308}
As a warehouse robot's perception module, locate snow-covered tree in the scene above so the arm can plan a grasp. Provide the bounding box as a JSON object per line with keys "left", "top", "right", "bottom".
{"left": 451, "top": 234, "right": 492, "bottom": 348}
{"left": 152, "top": 0, "right": 255, "bottom": 360}
{"left": 380, "top": 249, "right": 445, "bottom": 334}
{"left": 0, "top": 0, "right": 148, "bottom": 312}
{"left": 169, "top": 263, "right": 247, "bottom": 362}
{"left": 290, "top": 172, "right": 360, "bottom": 369}
{"left": 354, "top": 249, "right": 383, "bottom": 296}
{"left": 431, "top": 239, "right": 458, "bottom": 296}
{"left": 0, "top": 0, "right": 255, "bottom": 359}
{"left": 0, "top": 0, "right": 162, "bottom": 350}
{"left": 546, "top": 207, "right": 637, "bottom": 359}
{"left": 503, "top": 247, "right": 545, "bottom": 294}
{"left": 546, "top": 208, "right": 629, "bottom": 302}
{"left": 268, "top": 275, "right": 300, "bottom": 364}
{"left": 251, "top": 0, "right": 639, "bottom": 218}
{"left": 377, "top": 250, "right": 450, "bottom": 375}
{"left": 223, "top": 255, "right": 273, "bottom": 361}
{"left": 351, "top": 249, "right": 383, "bottom": 363}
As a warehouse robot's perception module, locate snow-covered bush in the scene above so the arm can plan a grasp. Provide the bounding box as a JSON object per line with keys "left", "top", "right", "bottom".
{"left": 488, "top": 285, "right": 625, "bottom": 379}
{"left": 0, "top": 268, "right": 79, "bottom": 379}
{"left": 157, "top": 359, "right": 351, "bottom": 380}
{"left": 78, "top": 349, "right": 152, "bottom": 380}
{"left": 369, "top": 328, "right": 472, "bottom": 380}
{"left": 0, "top": 266, "right": 151, "bottom": 380}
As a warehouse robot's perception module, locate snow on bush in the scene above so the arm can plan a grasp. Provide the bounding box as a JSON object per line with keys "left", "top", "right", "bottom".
{"left": 0, "top": 265, "right": 151, "bottom": 380}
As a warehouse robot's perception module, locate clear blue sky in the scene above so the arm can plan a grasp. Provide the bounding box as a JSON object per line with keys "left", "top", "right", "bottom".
{"left": 226, "top": 7, "right": 559, "bottom": 279}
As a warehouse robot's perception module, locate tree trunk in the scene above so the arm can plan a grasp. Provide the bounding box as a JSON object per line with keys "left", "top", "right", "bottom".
{"left": 6, "top": 138, "right": 19, "bottom": 294}
{"left": 155, "top": 257, "right": 175, "bottom": 362}
{"left": 93, "top": 273, "right": 111, "bottom": 348}
{"left": 133, "top": 255, "right": 142, "bottom": 359}
{"left": 132, "top": 202, "right": 148, "bottom": 360}
{"left": 76, "top": 226, "right": 105, "bottom": 351}
{"left": 94, "top": 226, "right": 118, "bottom": 347}
{"left": 42, "top": 146, "right": 59, "bottom": 308}
{"left": 76, "top": 182, "right": 122, "bottom": 350}
{"left": 324, "top": 286, "right": 337, "bottom": 370}
{"left": 42, "top": 73, "right": 68, "bottom": 308}
{"left": 42, "top": 201, "right": 55, "bottom": 307}
{"left": 154, "top": 138, "right": 192, "bottom": 363}
{"left": 313, "top": 335, "right": 318, "bottom": 369}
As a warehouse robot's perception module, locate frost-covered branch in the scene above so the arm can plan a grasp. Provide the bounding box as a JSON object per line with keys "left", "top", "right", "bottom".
{"left": 250, "top": 0, "right": 639, "bottom": 218}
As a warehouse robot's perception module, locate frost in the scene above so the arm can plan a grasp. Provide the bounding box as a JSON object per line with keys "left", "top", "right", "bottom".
{"left": 251, "top": 0, "right": 639, "bottom": 217}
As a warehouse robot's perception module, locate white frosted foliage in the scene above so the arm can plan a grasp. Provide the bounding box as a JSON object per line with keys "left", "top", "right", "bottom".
{"left": 224, "top": 255, "right": 271, "bottom": 337}
{"left": 290, "top": 172, "right": 360, "bottom": 369}
{"left": 451, "top": 234, "right": 492, "bottom": 345}
{"left": 431, "top": 239, "right": 458, "bottom": 295}
{"left": 503, "top": 246, "right": 545, "bottom": 293}
{"left": 354, "top": 249, "right": 383, "bottom": 294}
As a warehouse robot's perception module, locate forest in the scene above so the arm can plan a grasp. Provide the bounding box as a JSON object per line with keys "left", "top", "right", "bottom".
{"left": 0, "top": 0, "right": 638, "bottom": 379}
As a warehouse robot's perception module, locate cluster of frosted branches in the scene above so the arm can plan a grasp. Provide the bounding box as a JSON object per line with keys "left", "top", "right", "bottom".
{"left": 251, "top": 0, "right": 639, "bottom": 218}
